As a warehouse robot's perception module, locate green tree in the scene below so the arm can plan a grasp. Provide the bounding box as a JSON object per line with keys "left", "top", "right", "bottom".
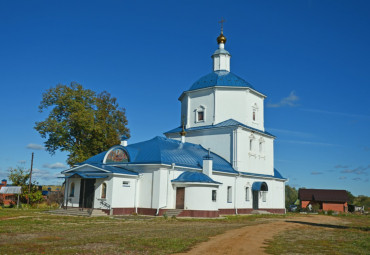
{"left": 35, "top": 83, "right": 130, "bottom": 166}
{"left": 285, "top": 184, "right": 298, "bottom": 208}
{"left": 8, "top": 166, "right": 43, "bottom": 204}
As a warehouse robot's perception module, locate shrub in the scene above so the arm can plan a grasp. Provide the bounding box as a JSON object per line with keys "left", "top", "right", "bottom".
{"left": 327, "top": 210, "right": 334, "bottom": 216}
{"left": 163, "top": 213, "right": 168, "bottom": 219}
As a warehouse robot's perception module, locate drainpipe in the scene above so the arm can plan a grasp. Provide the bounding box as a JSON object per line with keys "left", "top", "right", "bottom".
{"left": 134, "top": 178, "right": 138, "bottom": 214}
{"left": 134, "top": 174, "right": 142, "bottom": 214}
{"left": 65, "top": 178, "right": 69, "bottom": 210}
{"left": 234, "top": 173, "right": 240, "bottom": 215}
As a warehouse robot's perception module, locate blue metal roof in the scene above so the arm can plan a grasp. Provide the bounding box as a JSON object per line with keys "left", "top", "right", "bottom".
{"left": 126, "top": 137, "right": 237, "bottom": 173}
{"left": 81, "top": 136, "right": 237, "bottom": 174}
{"left": 252, "top": 181, "right": 268, "bottom": 191}
{"left": 188, "top": 70, "right": 254, "bottom": 91}
{"left": 165, "top": 119, "right": 275, "bottom": 138}
{"left": 172, "top": 171, "right": 221, "bottom": 184}
{"left": 240, "top": 169, "right": 286, "bottom": 180}
{"left": 67, "top": 173, "right": 109, "bottom": 179}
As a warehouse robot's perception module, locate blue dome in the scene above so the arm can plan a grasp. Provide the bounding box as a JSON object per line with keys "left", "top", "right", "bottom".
{"left": 189, "top": 70, "right": 254, "bottom": 91}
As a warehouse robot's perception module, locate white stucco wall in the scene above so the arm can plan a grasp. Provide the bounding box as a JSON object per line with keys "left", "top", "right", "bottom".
{"left": 236, "top": 128, "right": 274, "bottom": 175}
{"left": 185, "top": 89, "right": 214, "bottom": 128}
{"left": 184, "top": 186, "right": 219, "bottom": 210}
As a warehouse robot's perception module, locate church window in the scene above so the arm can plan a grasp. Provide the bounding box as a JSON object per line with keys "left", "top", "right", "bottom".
{"left": 249, "top": 139, "right": 253, "bottom": 151}
{"left": 70, "top": 182, "right": 75, "bottom": 197}
{"left": 227, "top": 186, "right": 232, "bottom": 203}
{"left": 259, "top": 137, "right": 264, "bottom": 154}
{"left": 101, "top": 183, "right": 107, "bottom": 199}
{"left": 245, "top": 187, "right": 250, "bottom": 201}
{"left": 198, "top": 111, "right": 204, "bottom": 121}
{"left": 212, "top": 190, "right": 217, "bottom": 202}
{"left": 252, "top": 103, "right": 258, "bottom": 122}
{"left": 105, "top": 148, "right": 129, "bottom": 163}
{"left": 259, "top": 141, "right": 263, "bottom": 153}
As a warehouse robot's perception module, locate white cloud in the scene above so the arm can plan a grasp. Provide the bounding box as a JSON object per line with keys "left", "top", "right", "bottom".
{"left": 301, "top": 108, "right": 370, "bottom": 119}
{"left": 267, "top": 91, "right": 299, "bottom": 108}
{"left": 267, "top": 128, "right": 314, "bottom": 138}
{"left": 32, "top": 168, "right": 60, "bottom": 182}
{"left": 26, "top": 143, "right": 45, "bottom": 150}
{"left": 311, "top": 171, "right": 323, "bottom": 175}
{"left": 43, "top": 162, "right": 67, "bottom": 169}
{"left": 277, "top": 139, "right": 339, "bottom": 147}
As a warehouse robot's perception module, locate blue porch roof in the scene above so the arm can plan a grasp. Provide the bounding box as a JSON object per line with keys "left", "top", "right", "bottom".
{"left": 172, "top": 171, "right": 221, "bottom": 184}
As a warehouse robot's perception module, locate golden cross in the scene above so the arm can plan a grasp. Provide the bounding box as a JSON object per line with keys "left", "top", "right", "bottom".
{"left": 219, "top": 17, "right": 226, "bottom": 33}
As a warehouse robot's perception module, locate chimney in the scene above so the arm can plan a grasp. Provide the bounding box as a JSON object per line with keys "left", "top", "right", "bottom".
{"left": 202, "top": 149, "right": 213, "bottom": 177}
{"left": 120, "top": 135, "right": 128, "bottom": 147}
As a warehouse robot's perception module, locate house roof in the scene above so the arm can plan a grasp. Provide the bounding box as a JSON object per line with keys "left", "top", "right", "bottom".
{"left": 188, "top": 70, "right": 254, "bottom": 91}
{"left": 164, "top": 119, "right": 275, "bottom": 138}
{"left": 0, "top": 186, "right": 22, "bottom": 194}
{"left": 298, "top": 189, "right": 349, "bottom": 203}
{"left": 172, "top": 171, "right": 222, "bottom": 184}
{"left": 82, "top": 136, "right": 238, "bottom": 174}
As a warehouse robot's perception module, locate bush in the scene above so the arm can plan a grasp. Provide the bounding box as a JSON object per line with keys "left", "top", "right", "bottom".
{"left": 327, "top": 210, "right": 334, "bottom": 216}
{"left": 163, "top": 213, "right": 168, "bottom": 219}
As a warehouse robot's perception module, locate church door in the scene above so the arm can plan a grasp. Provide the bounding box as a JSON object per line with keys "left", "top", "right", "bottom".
{"left": 253, "top": 190, "right": 259, "bottom": 210}
{"left": 79, "top": 179, "right": 95, "bottom": 208}
{"left": 176, "top": 187, "right": 185, "bottom": 209}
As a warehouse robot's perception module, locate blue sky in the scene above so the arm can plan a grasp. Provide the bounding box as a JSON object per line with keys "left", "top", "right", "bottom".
{"left": 0, "top": 0, "right": 369, "bottom": 196}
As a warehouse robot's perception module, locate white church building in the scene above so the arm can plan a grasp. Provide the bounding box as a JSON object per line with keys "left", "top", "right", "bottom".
{"left": 62, "top": 30, "right": 287, "bottom": 217}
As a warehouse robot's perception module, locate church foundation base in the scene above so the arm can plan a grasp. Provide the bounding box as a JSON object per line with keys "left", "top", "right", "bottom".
{"left": 110, "top": 207, "right": 285, "bottom": 217}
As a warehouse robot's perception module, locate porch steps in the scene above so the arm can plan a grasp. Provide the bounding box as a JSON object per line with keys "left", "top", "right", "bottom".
{"left": 251, "top": 210, "right": 271, "bottom": 215}
{"left": 46, "top": 208, "right": 108, "bottom": 217}
{"left": 165, "top": 209, "right": 183, "bottom": 217}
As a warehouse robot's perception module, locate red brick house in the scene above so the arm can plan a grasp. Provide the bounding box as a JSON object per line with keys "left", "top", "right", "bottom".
{"left": 298, "top": 189, "right": 349, "bottom": 212}
{"left": 0, "top": 179, "right": 21, "bottom": 206}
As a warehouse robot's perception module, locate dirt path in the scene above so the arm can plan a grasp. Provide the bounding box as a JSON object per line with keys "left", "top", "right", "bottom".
{"left": 177, "top": 215, "right": 343, "bottom": 255}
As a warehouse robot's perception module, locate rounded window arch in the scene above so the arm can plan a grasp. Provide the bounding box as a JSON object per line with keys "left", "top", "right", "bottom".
{"left": 70, "top": 182, "right": 75, "bottom": 197}
{"left": 101, "top": 183, "right": 107, "bottom": 199}
{"left": 104, "top": 147, "right": 129, "bottom": 163}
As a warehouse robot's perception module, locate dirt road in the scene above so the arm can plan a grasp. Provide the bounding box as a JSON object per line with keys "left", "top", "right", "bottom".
{"left": 177, "top": 215, "right": 343, "bottom": 255}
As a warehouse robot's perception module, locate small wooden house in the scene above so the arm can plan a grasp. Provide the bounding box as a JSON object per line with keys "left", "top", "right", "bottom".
{"left": 298, "top": 188, "right": 349, "bottom": 212}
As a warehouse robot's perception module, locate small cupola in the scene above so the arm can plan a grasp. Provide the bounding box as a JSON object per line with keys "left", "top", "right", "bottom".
{"left": 212, "top": 18, "right": 231, "bottom": 72}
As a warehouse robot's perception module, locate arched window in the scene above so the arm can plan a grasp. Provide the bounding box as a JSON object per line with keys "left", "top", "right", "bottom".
{"left": 259, "top": 137, "right": 265, "bottom": 154}
{"left": 252, "top": 103, "right": 258, "bottom": 122}
{"left": 70, "top": 182, "right": 75, "bottom": 197}
{"left": 249, "top": 134, "right": 255, "bottom": 151}
{"left": 245, "top": 187, "right": 250, "bottom": 201}
{"left": 101, "top": 183, "right": 107, "bottom": 199}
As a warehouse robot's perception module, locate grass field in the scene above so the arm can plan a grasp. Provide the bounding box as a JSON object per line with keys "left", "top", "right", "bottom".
{"left": 0, "top": 209, "right": 283, "bottom": 254}
{"left": 265, "top": 214, "right": 370, "bottom": 255}
{"left": 0, "top": 209, "right": 368, "bottom": 254}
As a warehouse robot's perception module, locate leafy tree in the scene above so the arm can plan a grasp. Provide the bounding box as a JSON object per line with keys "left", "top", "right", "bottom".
{"left": 35, "top": 83, "right": 130, "bottom": 166}
{"left": 285, "top": 184, "right": 298, "bottom": 208}
{"left": 346, "top": 191, "right": 355, "bottom": 204}
{"left": 8, "top": 166, "right": 43, "bottom": 204}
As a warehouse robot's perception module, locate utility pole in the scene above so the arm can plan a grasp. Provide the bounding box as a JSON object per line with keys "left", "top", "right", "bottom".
{"left": 28, "top": 152, "right": 34, "bottom": 205}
